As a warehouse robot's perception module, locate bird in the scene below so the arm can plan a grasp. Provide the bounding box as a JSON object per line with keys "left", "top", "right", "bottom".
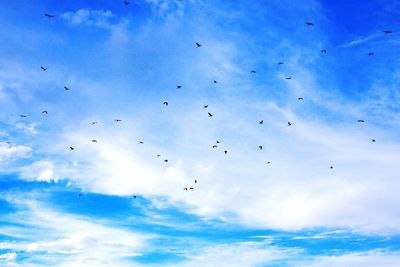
{"left": 203, "top": 105, "right": 208, "bottom": 108}
{"left": 213, "top": 80, "right": 217, "bottom": 83}
{"left": 92, "top": 140, "right": 97, "bottom": 143}
{"left": 357, "top": 120, "right": 365, "bottom": 123}
{"left": 64, "top": 86, "right": 70, "bottom": 91}
{"left": 44, "top": 13, "right": 55, "bottom": 18}
{"left": 176, "top": 85, "right": 182, "bottom": 89}
{"left": 114, "top": 119, "right": 122, "bottom": 122}
{"left": 189, "top": 187, "right": 194, "bottom": 190}
{"left": 156, "top": 154, "right": 161, "bottom": 157}
{"left": 278, "top": 62, "right": 284, "bottom": 65}
{"left": 371, "top": 139, "right": 376, "bottom": 142}
{"left": 194, "top": 179, "right": 197, "bottom": 183}
{"left": 208, "top": 112, "right": 213, "bottom": 117}
{"left": 258, "top": 145, "right": 263, "bottom": 150}
{"left": 288, "top": 122, "right": 292, "bottom": 126}
{"left": 321, "top": 49, "right": 327, "bottom": 53}
{"left": 285, "top": 77, "right": 292, "bottom": 80}
{"left": 78, "top": 193, "right": 84, "bottom": 197}
{"left": 123, "top": 0, "right": 129, "bottom": 5}
{"left": 306, "top": 22, "right": 314, "bottom": 26}
{"left": 250, "top": 70, "right": 256, "bottom": 73}
{"left": 259, "top": 120, "right": 263, "bottom": 124}
{"left": 164, "top": 159, "right": 168, "bottom": 162}
{"left": 42, "top": 110, "right": 48, "bottom": 114}
{"left": 19, "top": 115, "right": 27, "bottom": 118}
{"left": 196, "top": 42, "right": 202, "bottom": 48}
{"left": 132, "top": 195, "right": 136, "bottom": 199}
{"left": 40, "top": 66, "right": 47, "bottom": 71}
{"left": 184, "top": 187, "right": 188, "bottom": 191}
{"left": 139, "top": 141, "right": 144, "bottom": 144}
{"left": 298, "top": 97, "right": 304, "bottom": 100}
{"left": 212, "top": 145, "right": 217, "bottom": 148}
{"left": 330, "top": 166, "right": 334, "bottom": 169}
{"left": 163, "top": 101, "right": 168, "bottom": 106}
{"left": 224, "top": 150, "right": 228, "bottom": 154}
{"left": 267, "top": 161, "right": 271, "bottom": 164}
{"left": 368, "top": 52, "right": 374, "bottom": 56}
{"left": 91, "top": 121, "right": 98, "bottom": 125}
{"left": 383, "top": 30, "right": 392, "bottom": 34}
{"left": 216, "top": 141, "right": 220, "bottom": 144}
{"left": 70, "top": 147, "right": 74, "bottom": 150}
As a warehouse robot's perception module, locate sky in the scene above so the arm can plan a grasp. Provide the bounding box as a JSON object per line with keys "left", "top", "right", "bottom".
{"left": 0, "top": 0, "right": 400, "bottom": 266}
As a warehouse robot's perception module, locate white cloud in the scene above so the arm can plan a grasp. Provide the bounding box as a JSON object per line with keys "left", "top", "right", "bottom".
{"left": 61, "top": 9, "right": 114, "bottom": 29}
{"left": 0, "top": 141, "right": 31, "bottom": 163}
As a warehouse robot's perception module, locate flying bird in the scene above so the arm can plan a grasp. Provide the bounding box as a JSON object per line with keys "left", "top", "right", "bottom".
{"left": 278, "top": 62, "right": 284, "bottom": 65}
{"left": 139, "top": 141, "right": 144, "bottom": 144}
{"left": 212, "top": 145, "right": 217, "bottom": 148}
{"left": 298, "top": 97, "right": 304, "bottom": 100}
{"left": 371, "top": 139, "right": 376, "bottom": 142}
{"left": 216, "top": 141, "right": 220, "bottom": 143}
{"left": 132, "top": 195, "right": 136, "bottom": 199}
{"left": 70, "top": 147, "right": 74, "bottom": 150}
{"left": 259, "top": 120, "right": 263, "bottom": 124}
{"left": 157, "top": 154, "right": 161, "bottom": 157}
{"left": 251, "top": 70, "right": 256, "bottom": 73}
{"left": 194, "top": 179, "right": 197, "bottom": 183}
{"left": 91, "top": 121, "right": 98, "bottom": 125}
{"left": 44, "top": 13, "right": 55, "bottom": 18}
{"left": 123, "top": 1, "right": 129, "bottom": 5}
{"left": 267, "top": 161, "right": 271, "bottom": 164}
{"left": 330, "top": 166, "right": 334, "bottom": 169}
{"left": 213, "top": 80, "right": 217, "bottom": 83}
{"left": 114, "top": 119, "right": 122, "bottom": 122}
{"left": 208, "top": 112, "right": 213, "bottom": 117}
{"left": 368, "top": 52, "right": 374, "bottom": 56}
{"left": 40, "top": 66, "right": 47, "bottom": 71}
{"left": 306, "top": 22, "right": 314, "bottom": 26}
{"left": 176, "top": 85, "right": 182, "bottom": 89}
{"left": 64, "top": 86, "right": 70, "bottom": 91}
{"left": 163, "top": 101, "right": 168, "bottom": 106}
{"left": 203, "top": 105, "right": 208, "bottom": 108}
{"left": 258, "top": 145, "right": 263, "bottom": 150}
{"left": 164, "top": 159, "right": 168, "bottom": 162}
{"left": 19, "top": 115, "right": 27, "bottom": 118}
{"left": 224, "top": 150, "right": 228, "bottom": 154}
{"left": 196, "top": 42, "right": 202, "bottom": 48}
{"left": 383, "top": 30, "right": 392, "bottom": 34}
{"left": 184, "top": 187, "right": 188, "bottom": 191}
{"left": 357, "top": 120, "right": 365, "bottom": 123}
{"left": 189, "top": 187, "right": 194, "bottom": 190}
{"left": 285, "top": 77, "right": 292, "bottom": 80}
{"left": 321, "top": 49, "right": 327, "bottom": 53}
{"left": 92, "top": 140, "right": 97, "bottom": 143}
{"left": 288, "top": 122, "right": 292, "bottom": 126}
{"left": 42, "top": 110, "right": 48, "bottom": 114}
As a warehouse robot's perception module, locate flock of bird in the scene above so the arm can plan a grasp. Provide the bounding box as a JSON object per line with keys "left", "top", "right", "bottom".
{"left": 12, "top": 5, "right": 394, "bottom": 196}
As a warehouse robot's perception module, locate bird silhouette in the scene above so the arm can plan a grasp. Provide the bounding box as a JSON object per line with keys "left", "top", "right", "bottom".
{"left": 114, "top": 119, "right": 122, "bottom": 122}
{"left": 259, "top": 120, "right": 263, "bottom": 124}
{"left": 70, "top": 147, "right": 74, "bottom": 150}
{"left": 139, "top": 141, "right": 144, "bottom": 144}
{"left": 383, "top": 30, "right": 392, "bottom": 34}
{"left": 92, "top": 140, "right": 97, "bottom": 143}
{"left": 163, "top": 101, "right": 168, "bottom": 106}
{"left": 306, "top": 22, "right": 314, "bottom": 26}
{"left": 42, "top": 110, "right": 48, "bottom": 114}
{"left": 251, "top": 70, "right": 256, "bottom": 73}
{"left": 208, "top": 112, "right": 213, "bottom": 117}
{"left": 368, "top": 52, "right": 374, "bottom": 56}
{"left": 78, "top": 193, "right": 84, "bottom": 197}
{"left": 213, "top": 80, "right": 217, "bottom": 83}
{"left": 64, "top": 86, "right": 70, "bottom": 91}
{"left": 91, "top": 121, "right": 98, "bottom": 125}
{"left": 216, "top": 141, "right": 220, "bottom": 143}
{"left": 357, "top": 120, "right": 365, "bottom": 123}
{"left": 288, "top": 122, "right": 292, "bottom": 126}
{"left": 278, "top": 62, "right": 284, "bottom": 65}
{"left": 224, "top": 150, "right": 228, "bottom": 154}
{"left": 123, "top": 0, "right": 129, "bottom": 5}
{"left": 321, "top": 49, "right": 327, "bottom": 53}
{"left": 330, "top": 166, "right": 334, "bottom": 169}
{"left": 44, "top": 13, "right": 55, "bottom": 18}
{"left": 176, "top": 85, "right": 182, "bottom": 89}
{"left": 258, "top": 145, "right": 263, "bottom": 150}
{"left": 196, "top": 42, "right": 202, "bottom": 48}
{"left": 285, "top": 77, "right": 292, "bottom": 80}
{"left": 164, "top": 159, "right": 168, "bottom": 162}
{"left": 371, "top": 139, "right": 376, "bottom": 142}
{"left": 267, "top": 161, "right": 271, "bottom": 164}
{"left": 40, "top": 66, "right": 47, "bottom": 71}
{"left": 194, "top": 179, "right": 197, "bottom": 183}
{"left": 212, "top": 145, "right": 218, "bottom": 148}
{"left": 298, "top": 97, "right": 304, "bottom": 100}
{"left": 203, "top": 105, "right": 208, "bottom": 108}
{"left": 19, "top": 115, "right": 27, "bottom": 118}
{"left": 157, "top": 154, "right": 161, "bottom": 157}
{"left": 184, "top": 187, "right": 188, "bottom": 191}
{"left": 189, "top": 187, "right": 194, "bottom": 190}
{"left": 133, "top": 195, "right": 136, "bottom": 199}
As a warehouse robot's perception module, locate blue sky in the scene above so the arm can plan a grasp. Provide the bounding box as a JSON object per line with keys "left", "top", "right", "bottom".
{"left": 1, "top": 0, "right": 400, "bottom": 266}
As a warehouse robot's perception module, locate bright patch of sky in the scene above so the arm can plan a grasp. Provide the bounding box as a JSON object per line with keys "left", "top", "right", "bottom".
{"left": 0, "top": 0, "right": 400, "bottom": 266}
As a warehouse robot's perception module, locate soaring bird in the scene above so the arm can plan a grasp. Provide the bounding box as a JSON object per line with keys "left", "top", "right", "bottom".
{"left": 44, "top": 13, "right": 55, "bottom": 18}
{"left": 267, "top": 161, "right": 271, "bottom": 164}
{"left": 164, "top": 159, "right": 168, "bottom": 162}
{"left": 330, "top": 166, "right": 334, "bottom": 169}
{"left": 42, "top": 110, "right": 48, "bottom": 114}
{"left": 285, "top": 77, "right": 292, "bottom": 80}
{"left": 368, "top": 52, "right": 374, "bottom": 56}
{"left": 64, "top": 86, "right": 70, "bottom": 91}
{"left": 212, "top": 145, "right": 217, "bottom": 148}
{"left": 132, "top": 195, "right": 136, "bottom": 199}
{"left": 139, "top": 141, "right": 144, "bottom": 144}
{"left": 259, "top": 120, "right": 263, "bottom": 124}
{"left": 208, "top": 112, "right": 213, "bottom": 117}
{"left": 194, "top": 179, "right": 197, "bottom": 183}
{"left": 92, "top": 140, "right": 97, "bottom": 143}
{"left": 357, "top": 120, "right": 365, "bottom": 123}
{"left": 371, "top": 139, "right": 376, "bottom": 142}
{"left": 189, "top": 187, "right": 194, "bottom": 190}
{"left": 383, "top": 30, "right": 392, "bottom": 34}
{"left": 213, "top": 80, "right": 217, "bottom": 83}
{"left": 70, "top": 147, "right": 74, "bottom": 150}
{"left": 203, "top": 105, "right": 208, "bottom": 108}
{"left": 251, "top": 70, "right": 256, "bottom": 73}
{"left": 123, "top": 1, "right": 129, "bottom": 5}
{"left": 196, "top": 42, "right": 202, "bottom": 48}
{"left": 78, "top": 193, "right": 84, "bottom": 197}
{"left": 163, "top": 101, "right": 168, "bottom": 106}
{"left": 224, "top": 150, "right": 228, "bottom": 154}
{"left": 114, "top": 119, "right": 122, "bottom": 122}
{"left": 321, "top": 49, "right": 327, "bottom": 53}
{"left": 91, "top": 121, "right": 98, "bottom": 125}
{"left": 176, "top": 85, "right": 182, "bottom": 89}
{"left": 278, "top": 62, "right": 284, "bottom": 65}
{"left": 157, "top": 154, "right": 161, "bottom": 157}
{"left": 298, "top": 97, "right": 304, "bottom": 100}
{"left": 216, "top": 141, "right": 220, "bottom": 143}
{"left": 288, "top": 122, "right": 292, "bottom": 126}
{"left": 19, "top": 115, "right": 27, "bottom": 118}
{"left": 184, "top": 187, "right": 188, "bottom": 191}
{"left": 40, "top": 66, "right": 47, "bottom": 71}
{"left": 306, "top": 22, "right": 314, "bottom": 26}
{"left": 258, "top": 145, "right": 263, "bottom": 150}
